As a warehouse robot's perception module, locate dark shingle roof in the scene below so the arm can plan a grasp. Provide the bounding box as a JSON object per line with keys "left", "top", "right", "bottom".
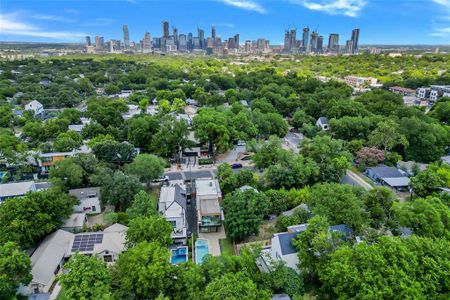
{"left": 318, "top": 117, "right": 329, "bottom": 124}
{"left": 368, "top": 164, "right": 404, "bottom": 178}
{"left": 276, "top": 224, "right": 353, "bottom": 256}
{"left": 174, "top": 184, "right": 187, "bottom": 210}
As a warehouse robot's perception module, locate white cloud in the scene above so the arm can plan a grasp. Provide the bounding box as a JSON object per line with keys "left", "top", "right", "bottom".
{"left": 431, "top": 27, "right": 450, "bottom": 36}
{"left": 291, "top": 0, "right": 366, "bottom": 17}
{"left": 125, "top": 0, "right": 137, "bottom": 4}
{"left": 432, "top": 0, "right": 450, "bottom": 6}
{"left": 0, "top": 13, "right": 87, "bottom": 41}
{"left": 32, "top": 14, "right": 70, "bottom": 22}
{"left": 220, "top": 0, "right": 267, "bottom": 14}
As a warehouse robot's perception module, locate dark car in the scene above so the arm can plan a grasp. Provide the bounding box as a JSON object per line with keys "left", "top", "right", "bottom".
{"left": 231, "top": 163, "right": 243, "bottom": 169}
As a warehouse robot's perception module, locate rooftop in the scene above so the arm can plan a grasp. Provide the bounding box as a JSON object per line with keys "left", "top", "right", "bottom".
{"left": 196, "top": 178, "right": 221, "bottom": 197}
{"left": 0, "top": 181, "right": 35, "bottom": 198}
{"left": 367, "top": 164, "right": 405, "bottom": 178}
{"left": 69, "top": 187, "right": 100, "bottom": 200}
{"left": 62, "top": 212, "right": 87, "bottom": 229}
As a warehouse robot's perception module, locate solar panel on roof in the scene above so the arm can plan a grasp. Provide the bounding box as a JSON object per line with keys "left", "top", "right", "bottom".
{"left": 71, "top": 233, "right": 104, "bottom": 252}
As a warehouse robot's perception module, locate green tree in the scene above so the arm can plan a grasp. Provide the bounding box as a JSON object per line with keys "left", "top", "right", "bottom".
{"left": 0, "top": 242, "right": 32, "bottom": 298}
{"left": 53, "top": 130, "right": 82, "bottom": 152}
{"left": 126, "top": 190, "right": 157, "bottom": 219}
{"left": 411, "top": 167, "right": 447, "bottom": 197}
{"left": 49, "top": 158, "right": 85, "bottom": 190}
{"left": 319, "top": 236, "right": 450, "bottom": 299}
{"left": 203, "top": 272, "right": 271, "bottom": 300}
{"left": 99, "top": 170, "right": 143, "bottom": 211}
{"left": 0, "top": 189, "right": 78, "bottom": 248}
{"left": 115, "top": 241, "right": 172, "bottom": 299}
{"left": 363, "top": 187, "right": 397, "bottom": 229}
{"left": 127, "top": 115, "right": 159, "bottom": 152}
{"left": 309, "top": 183, "right": 366, "bottom": 231}
{"left": 92, "top": 140, "right": 136, "bottom": 165}
{"left": 125, "top": 154, "right": 165, "bottom": 185}
{"left": 395, "top": 197, "right": 450, "bottom": 239}
{"left": 269, "top": 262, "right": 304, "bottom": 298}
{"left": 0, "top": 105, "right": 14, "bottom": 128}
{"left": 193, "top": 108, "right": 231, "bottom": 157}
{"left": 223, "top": 189, "right": 268, "bottom": 242}
{"left": 368, "top": 120, "right": 409, "bottom": 151}
{"left": 126, "top": 215, "right": 173, "bottom": 247}
{"left": 59, "top": 108, "right": 82, "bottom": 124}
{"left": 150, "top": 116, "right": 191, "bottom": 160}
{"left": 293, "top": 215, "right": 345, "bottom": 274}
{"left": 138, "top": 97, "right": 149, "bottom": 112}
{"left": 302, "top": 136, "right": 352, "bottom": 182}
{"left": 58, "top": 253, "right": 112, "bottom": 300}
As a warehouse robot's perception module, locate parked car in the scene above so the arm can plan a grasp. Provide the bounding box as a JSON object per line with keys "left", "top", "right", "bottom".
{"left": 231, "top": 163, "right": 243, "bottom": 169}
{"left": 153, "top": 175, "right": 169, "bottom": 182}
{"left": 237, "top": 140, "right": 246, "bottom": 146}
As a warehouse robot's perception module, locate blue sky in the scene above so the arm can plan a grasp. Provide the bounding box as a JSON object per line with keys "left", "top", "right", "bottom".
{"left": 1, "top": 0, "right": 450, "bottom": 45}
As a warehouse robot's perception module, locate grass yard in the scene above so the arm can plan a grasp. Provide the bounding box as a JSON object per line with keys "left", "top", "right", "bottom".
{"left": 219, "top": 238, "right": 235, "bottom": 256}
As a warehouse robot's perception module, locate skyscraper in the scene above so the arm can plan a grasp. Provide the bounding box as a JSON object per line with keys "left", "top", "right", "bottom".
{"left": 94, "top": 36, "right": 104, "bottom": 51}
{"left": 234, "top": 34, "right": 239, "bottom": 48}
{"left": 317, "top": 36, "right": 323, "bottom": 53}
{"left": 85, "top": 36, "right": 91, "bottom": 46}
{"left": 198, "top": 28, "right": 205, "bottom": 49}
{"left": 162, "top": 21, "right": 169, "bottom": 38}
{"left": 178, "top": 34, "right": 187, "bottom": 52}
{"left": 211, "top": 26, "right": 216, "bottom": 39}
{"left": 328, "top": 33, "right": 339, "bottom": 52}
{"left": 123, "top": 25, "right": 130, "bottom": 49}
{"left": 143, "top": 32, "right": 152, "bottom": 53}
{"left": 351, "top": 28, "right": 360, "bottom": 53}
{"left": 310, "top": 31, "right": 318, "bottom": 52}
{"left": 173, "top": 27, "right": 178, "bottom": 45}
{"left": 345, "top": 39, "right": 353, "bottom": 54}
{"left": 302, "top": 27, "right": 310, "bottom": 52}
{"left": 289, "top": 29, "right": 297, "bottom": 52}
{"left": 284, "top": 30, "right": 290, "bottom": 51}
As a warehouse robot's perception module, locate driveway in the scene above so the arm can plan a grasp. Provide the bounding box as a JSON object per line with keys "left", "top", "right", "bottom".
{"left": 343, "top": 170, "right": 374, "bottom": 191}
{"left": 217, "top": 145, "right": 246, "bottom": 163}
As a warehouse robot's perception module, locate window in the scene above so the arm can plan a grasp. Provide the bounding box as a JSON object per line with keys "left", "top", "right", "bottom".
{"left": 92, "top": 206, "right": 96, "bottom": 212}
{"left": 169, "top": 220, "right": 177, "bottom": 228}
{"left": 103, "top": 255, "right": 113, "bottom": 262}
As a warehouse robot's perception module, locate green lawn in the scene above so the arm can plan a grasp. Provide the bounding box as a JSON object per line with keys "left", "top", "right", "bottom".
{"left": 219, "top": 238, "right": 235, "bottom": 256}
{"left": 55, "top": 287, "right": 68, "bottom": 300}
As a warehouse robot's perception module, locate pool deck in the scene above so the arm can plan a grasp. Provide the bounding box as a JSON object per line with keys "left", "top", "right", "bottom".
{"left": 198, "top": 225, "right": 226, "bottom": 256}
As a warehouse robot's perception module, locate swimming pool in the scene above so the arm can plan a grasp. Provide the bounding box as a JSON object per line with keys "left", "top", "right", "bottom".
{"left": 170, "top": 246, "right": 188, "bottom": 264}
{"left": 195, "top": 239, "right": 210, "bottom": 265}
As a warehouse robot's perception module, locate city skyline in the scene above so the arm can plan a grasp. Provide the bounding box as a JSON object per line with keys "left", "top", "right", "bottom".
{"left": 1, "top": 1, "right": 450, "bottom": 45}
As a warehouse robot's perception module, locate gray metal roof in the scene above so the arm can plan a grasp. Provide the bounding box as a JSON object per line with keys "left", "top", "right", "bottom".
{"left": 318, "top": 117, "right": 329, "bottom": 124}
{"left": 368, "top": 164, "right": 405, "bottom": 178}
{"left": 382, "top": 177, "right": 410, "bottom": 187}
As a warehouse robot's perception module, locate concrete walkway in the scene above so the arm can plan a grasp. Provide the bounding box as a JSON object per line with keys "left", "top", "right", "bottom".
{"left": 198, "top": 226, "right": 226, "bottom": 257}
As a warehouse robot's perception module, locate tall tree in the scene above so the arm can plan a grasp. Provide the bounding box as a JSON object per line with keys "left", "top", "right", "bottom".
{"left": 126, "top": 215, "right": 173, "bottom": 247}
{"left": 125, "top": 154, "right": 165, "bottom": 185}
{"left": 99, "top": 170, "right": 143, "bottom": 211}
{"left": 223, "top": 189, "right": 268, "bottom": 242}
{"left": 0, "top": 242, "right": 32, "bottom": 298}
{"left": 58, "top": 253, "right": 112, "bottom": 300}
{"left": 368, "top": 120, "right": 408, "bottom": 151}
{"left": 126, "top": 191, "right": 157, "bottom": 219}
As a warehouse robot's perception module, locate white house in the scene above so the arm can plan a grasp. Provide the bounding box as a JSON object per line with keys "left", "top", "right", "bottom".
{"left": 0, "top": 181, "right": 36, "bottom": 202}
{"left": 69, "top": 187, "right": 101, "bottom": 214}
{"left": 159, "top": 184, "right": 188, "bottom": 244}
{"left": 25, "top": 100, "right": 44, "bottom": 116}
{"left": 316, "top": 117, "right": 329, "bottom": 130}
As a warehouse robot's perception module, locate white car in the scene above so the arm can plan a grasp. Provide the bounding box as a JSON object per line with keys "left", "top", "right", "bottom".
{"left": 237, "top": 141, "right": 246, "bottom": 146}
{"left": 153, "top": 175, "right": 169, "bottom": 182}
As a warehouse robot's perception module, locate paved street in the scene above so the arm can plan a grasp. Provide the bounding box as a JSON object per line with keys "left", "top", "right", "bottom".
{"left": 341, "top": 170, "right": 374, "bottom": 191}
{"left": 217, "top": 145, "right": 246, "bottom": 163}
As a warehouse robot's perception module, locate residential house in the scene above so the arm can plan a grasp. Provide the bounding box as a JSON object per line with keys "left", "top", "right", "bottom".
{"left": 122, "top": 104, "right": 141, "bottom": 120}
{"left": 196, "top": 178, "right": 223, "bottom": 233}
{"left": 34, "top": 145, "right": 91, "bottom": 174}
{"left": 20, "top": 224, "right": 128, "bottom": 296}
{"left": 159, "top": 183, "right": 188, "bottom": 244}
{"left": 316, "top": 117, "right": 329, "bottom": 130}
{"left": 389, "top": 86, "right": 416, "bottom": 96}
{"left": 69, "top": 187, "right": 101, "bottom": 214}
{"left": 344, "top": 76, "right": 379, "bottom": 88}
{"left": 365, "top": 164, "right": 410, "bottom": 191}
{"left": 396, "top": 161, "right": 428, "bottom": 177}
{"left": 68, "top": 118, "right": 91, "bottom": 134}
{"left": 259, "top": 224, "right": 352, "bottom": 272}
{"left": 61, "top": 212, "right": 88, "bottom": 233}
{"left": 0, "top": 181, "right": 36, "bottom": 202}
{"left": 25, "top": 100, "right": 44, "bottom": 117}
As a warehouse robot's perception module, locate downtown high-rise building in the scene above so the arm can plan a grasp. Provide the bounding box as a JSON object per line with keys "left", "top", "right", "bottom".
{"left": 173, "top": 27, "right": 178, "bottom": 45}
{"left": 302, "top": 27, "right": 310, "bottom": 52}
{"left": 351, "top": 28, "right": 360, "bottom": 53}
{"left": 198, "top": 28, "right": 205, "bottom": 49}
{"left": 142, "top": 32, "right": 152, "bottom": 53}
{"left": 345, "top": 39, "right": 353, "bottom": 54}
{"left": 178, "top": 34, "right": 187, "bottom": 51}
{"left": 211, "top": 26, "right": 216, "bottom": 39}
{"left": 328, "top": 33, "right": 339, "bottom": 52}
{"left": 94, "top": 36, "right": 104, "bottom": 51}
{"left": 85, "top": 36, "right": 91, "bottom": 46}
{"left": 310, "top": 31, "right": 319, "bottom": 53}
{"left": 123, "top": 25, "right": 130, "bottom": 49}
{"left": 162, "top": 21, "right": 169, "bottom": 38}
{"left": 317, "top": 35, "right": 323, "bottom": 53}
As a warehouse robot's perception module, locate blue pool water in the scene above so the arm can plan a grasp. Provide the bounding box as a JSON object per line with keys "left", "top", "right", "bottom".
{"left": 0, "top": 172, "right": 5, "bottom": 178}
{"left": 171, "top": 247, "right": 188, "bottom": 264}
{"left": 195, "top": 239, "right": 210, "bottom": 265}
